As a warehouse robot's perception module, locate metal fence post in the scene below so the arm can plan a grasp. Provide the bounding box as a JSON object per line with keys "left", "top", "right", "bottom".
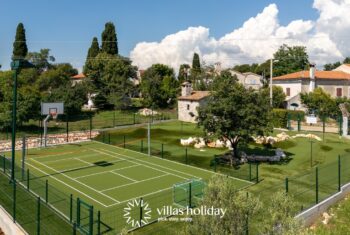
{"left": 285, "top": 177, "right": 289, "bottom": 194}
{"left": 89, "top": 115, "right": 92, "bottom": 139}
{"left": 108, "top": 133, "right": 111, "bottom": 145}
{"left": 256, "top": 164, "right": 259, "bottom": 183}
{"left": 45, "top": 180, "right": 48, "bottom": 204}
{"left": 73, "top": 222, "right": 77, "bottom": 235}
{"left": 297, "top": 114, "right": 301, "bottom": 132}
{"left": 316, "top": 167, "right": 319, "bottom": 204}
{"left": 338, "top": 155, "right": 341, "bottom": 192}
{"left": 89, "top": 205, "right": 93, "bottom": 235}
{"left": 69, "top": 194, "right": 73, "bottom": 223}
{"left": 22, "top": 135, "right": 26, "bottom": 180}
{"left": 133, "top": 113, "right": 136, "bottom": 124}
{"left": 97, "top": 210, "right": 101, "bottom": 235}
{"left": 13, "top": 179, "right": 16, "bottom": 222}
{"left": 189, "top": 182, "right": 192, "bottom": 208}
{"left": 66, "top": 114, "right": 69, "bottom": 142}
{"left": 3, "top": 156, "right": 5, "bottom": 173}
{"left": 77, "top": 198, "right": 80, "bottom": 227}
{"left": 27, "top": 169, "right": 30, "bottom": 191}
{"left": 185, "top": 148, "right": 188, "bottom": 164}
{"left": 139, "top": 198, "right": 143, "bottom": 227}
{"left": 249, "top": 163, "right": 252, "bottom": 181}
{"left": 141, "top": 140, "right": 143, "bottom": 153}
{"left": 161, "top": 144, "right": 164, "bottom": 158}
{"left": 37, "top": 196, "right": 41, "bottom": 235}
{"left": 113, "top": 111, "right": 116, "bottom": 127}
{"left": 123, "top": 135, "right": 126, "bottom": 148}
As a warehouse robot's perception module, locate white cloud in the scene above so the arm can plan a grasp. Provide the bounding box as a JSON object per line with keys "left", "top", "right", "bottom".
{"left": 130, "top": 1, "right": 350, "bottom": 71}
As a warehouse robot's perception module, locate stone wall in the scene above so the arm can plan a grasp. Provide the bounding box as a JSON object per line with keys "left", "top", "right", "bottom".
{"left": 0, "top": 131, "right": 99, "bottom": 152}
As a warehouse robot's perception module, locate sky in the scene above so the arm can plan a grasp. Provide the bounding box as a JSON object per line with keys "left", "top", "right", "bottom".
{"left": 0, "top": 0, "right": 349, "bottom": 71}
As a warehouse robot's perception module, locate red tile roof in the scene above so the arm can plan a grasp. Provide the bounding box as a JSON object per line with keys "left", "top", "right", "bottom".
{"left": 71, "top": 73, "right": 86, "bottom": 79}
{"left": 273, "top": 70, "right": 350, "bottom": 81}
{"left": 178, "top": 91, "right": 210, "bottom": 101}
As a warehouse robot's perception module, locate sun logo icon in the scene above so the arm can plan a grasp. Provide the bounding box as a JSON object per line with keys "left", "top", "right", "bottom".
{"left": 123, "top": 198, "right": 152, "bottom": 228}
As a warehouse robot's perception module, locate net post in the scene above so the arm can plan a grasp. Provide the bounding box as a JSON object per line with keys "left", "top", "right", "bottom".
{"left": 123, "top": 135, "right": 126, "bottom": 148}
{"left": 139, "top": 197, "right": 143, "bottom": 227}
{"left": 97, "top": 210, "right": 101, "bottom": 235}
{"left": 285, "top": 177, "right": 289, "bottom": 194}
{"left": 316, "top": 167, "right": 319, "bottom": 204}
{"left": 27, "top": 169, "right": 30, "bottom": 191}
{"left": 77, "top": 198, "right": 80, "bottom": 227}
{"left": 45, "top": 180, "right": 48, "bottom": 204}
{"left": 22, "top": 135, "right": 26, "bottom": 180}
{"left": 13, "top": 179, "right": 16, "bottom": 222}
{"left": 161, "top": 143, "right": 164, "bottom": 159}
{"left": 37, "top": 196, "right": 41, "bottom": 235}
{"left": 338, "top": 155, "right": 341, "bottom": 192}
{"left": 66, "top": 114, "right": 69, "bottom": 142}
{"left": 69, "top": 194, "right": 73, "bottom": 223}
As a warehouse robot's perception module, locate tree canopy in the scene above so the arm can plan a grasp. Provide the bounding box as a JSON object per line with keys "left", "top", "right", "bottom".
{"left": 26, "top": 49, "right": 55, "bottom": 72}
{"left": 101, "top": 22, "right": 118, "bottom": 55}
{"left": 273, "top": 44, "right": 309, "bottom": 76}
{"left": 84, "top": 37, "right": 100, "bottom": 74}
{"left": 178, "top": 64, "right": 190, "bottom": 83}
{"left": 12, "top": 23, "right": 28, "bottom": 59}
{"left": 141, "top": 64, "right": 178, "bottom": 108}
{"left": 197, "top": 73, "right": 272, "bottom": 162}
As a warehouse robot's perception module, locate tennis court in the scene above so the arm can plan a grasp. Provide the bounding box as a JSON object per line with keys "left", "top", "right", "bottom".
{"left": 18, "top": 140, "right": 252, "bottom": 234}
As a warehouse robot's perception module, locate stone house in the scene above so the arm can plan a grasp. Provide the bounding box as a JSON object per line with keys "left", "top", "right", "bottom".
{"left": 178, "top": 82, "right": 210, "bottom": 123}
{"left": 229, "top": 70, "right": 263, "bottom": 89}
{"left": 71, "top": 73, "right": 87, "bottom": 86}
{"left": 273, "top": 64, "right": 350, "bottom": 110}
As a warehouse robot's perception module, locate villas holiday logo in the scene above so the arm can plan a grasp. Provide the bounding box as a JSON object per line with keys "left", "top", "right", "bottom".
{"left": 123, "top": 199, "right": 152, "bottom": 228}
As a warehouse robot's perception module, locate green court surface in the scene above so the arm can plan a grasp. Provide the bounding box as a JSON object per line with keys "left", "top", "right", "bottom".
{"left": 20, "top": 141, "right": 252, "bottom": 234}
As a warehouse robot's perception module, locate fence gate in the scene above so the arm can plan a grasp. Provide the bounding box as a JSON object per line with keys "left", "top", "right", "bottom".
{"left": 76, "top": 198, "right": 94, "bottom": 235}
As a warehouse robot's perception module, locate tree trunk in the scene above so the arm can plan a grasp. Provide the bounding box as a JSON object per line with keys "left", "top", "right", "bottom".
{"left": 229, "top": 140, "right": 239, "bottom": 167}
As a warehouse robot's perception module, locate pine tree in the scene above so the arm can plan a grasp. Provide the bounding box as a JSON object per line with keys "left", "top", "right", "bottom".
{"left": 101, "top": 22, "right": 118, "bottom": 55}
{"left": 12, "top": 23, "right": 28, "bottom": 59}
{"left": 83, "top": 37, "right": 100, "bottom": 74}
{"left": 192, "top": 53, "right": 201, "bottom": 73}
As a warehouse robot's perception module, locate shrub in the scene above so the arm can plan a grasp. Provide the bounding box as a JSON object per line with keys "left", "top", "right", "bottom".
{"left": 271, "top": 109, "right": 305, "bottom": 128}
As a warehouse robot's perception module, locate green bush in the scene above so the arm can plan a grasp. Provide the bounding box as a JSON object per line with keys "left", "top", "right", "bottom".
{"left": 271, "top": 109, "right": 305, "bottom": 128}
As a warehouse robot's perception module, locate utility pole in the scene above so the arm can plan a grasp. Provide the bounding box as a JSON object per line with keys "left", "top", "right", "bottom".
{"left": 270, "top": 59, "right": 273, "bottom": 107}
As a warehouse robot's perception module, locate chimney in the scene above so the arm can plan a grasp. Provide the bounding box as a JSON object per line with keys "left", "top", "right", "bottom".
{"left": 181, "top": 82, "right": 192, "bottom": 97}
{"left": 309, "top": 63, "right": 316, "bottom": 92}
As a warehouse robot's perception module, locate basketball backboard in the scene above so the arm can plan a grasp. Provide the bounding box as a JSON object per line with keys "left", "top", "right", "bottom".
{"left": 41, "top": 102, "right": 64, "bottom": 116}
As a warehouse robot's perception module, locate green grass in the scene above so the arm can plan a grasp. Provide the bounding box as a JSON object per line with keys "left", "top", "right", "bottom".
{"left": 96, "top": 121, "right": 350, "bottom": 234}
{"left": 5, "top": 140, "right": 251, "bottom": 234}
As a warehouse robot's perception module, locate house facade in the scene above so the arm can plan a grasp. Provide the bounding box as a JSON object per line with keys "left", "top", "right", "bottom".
{"left": 71, "top": 73, "right": 87, "bottom": 86}
{"left": 178, "top": 82, "right": 210, "bottom": 123}
{"left": 229, "top": 70, "right": 263, "bottom": 89}
{"left": 273, "top": 64, "right": 350, "bottom": 110}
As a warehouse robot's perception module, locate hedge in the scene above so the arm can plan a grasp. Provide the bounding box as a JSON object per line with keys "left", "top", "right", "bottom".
{"left": 272, "top": 109, "right": 305, "bottom": 128}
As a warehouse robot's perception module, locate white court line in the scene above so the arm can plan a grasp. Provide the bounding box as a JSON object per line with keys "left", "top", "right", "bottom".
{"left": 30, "top": 151, "right": 75, "bottom": 159}
{"left": 112, "top": 164, "right": 141, "bottom": 171}
{"left": 110, "top": 171, "right": 137, "bottom": 182}
{"left": 29, "top": 158, "right": 120, "bottom": 204}
{"left": 94, "top": 140, "right": 254, "bottom": 185}
{"left": 101, "top": 174, "right": 169, "bottom": 192}
{"left": 95, "top": 148, "right": 200, "bottom": 181}
{"left": 76, "top": 158, "right": 94, "bottom": 166}
{"left": 91, "top": 148, "right": 190, "bottom": 181}
{"left": 42, "top": 153, "right": 100, "bottom": 164}
{"left": 25, "top": 162, "right": 111, "bottom": 207}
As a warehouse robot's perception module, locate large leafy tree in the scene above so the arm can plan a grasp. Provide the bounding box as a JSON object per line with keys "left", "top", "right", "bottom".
{"left": 141, "top": 64, "right": 178, "bottom": 108}
{"left": 12, "top": 23, "right": 28, "bottom": 59}
{"left": 300, "top": 88, "right": 339, "bottom": 117}
{"left": 83, "top": 37, "right": 100, "bottom": 74}
{"left": 273, "top": 44, "right": 309, "bottom": 76}
{"left": 101, "top": 22, "right": 118, "bottom": 55}
{"left": 26, "top": 49, "right": 55, "bottom": 72}
{"left": 84, "top": 52, "right": 136, "bottom": 109}
{"left": 262, "top": 85, "right": 286, "bottom": 108}
{"left": 197, "top": 73, "right": 272, "bottom": 163}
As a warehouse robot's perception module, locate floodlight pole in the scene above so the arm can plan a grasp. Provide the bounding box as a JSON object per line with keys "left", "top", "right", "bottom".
{"left": 270, "top": 59, "right": 273, "bottom": 107}
{"left": 10, "top": 59, "right": 34, "bottom": 182}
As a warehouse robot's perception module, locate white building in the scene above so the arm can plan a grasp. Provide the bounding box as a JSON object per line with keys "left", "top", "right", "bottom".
{"left": 229, "top": 70, "right": 263, "bottom": 90}
{"left": 178, "top": 82, "right": 210, "bottom": 123}
{"left": 273, "top": 64, "right": 350, "bottom": 110}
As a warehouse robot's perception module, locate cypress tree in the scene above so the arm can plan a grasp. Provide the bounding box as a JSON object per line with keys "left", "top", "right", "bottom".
{"left": 192, "top": 53, "right": 201, "bottom": 73}
{"left": 12, "top": 23, "right": 28, "bottom": 59}
{"left": 86, "top": 37, "right": 100, "bottom": 60}
{"left": 101, "top": 22, "right": 118, "bottom": 55}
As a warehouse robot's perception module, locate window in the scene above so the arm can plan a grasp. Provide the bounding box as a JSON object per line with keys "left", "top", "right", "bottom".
{"left": 336, "top": 88, "right": 343, "bottom": 97}
{"left": 187, "top": 104, "right": 190, "bottom": 110}
{"left": 286, "top": 88, "right": 291, "bottom": 96}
